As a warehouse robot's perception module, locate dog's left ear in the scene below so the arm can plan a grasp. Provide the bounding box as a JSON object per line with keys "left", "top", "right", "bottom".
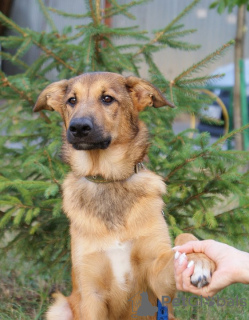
{"left": 125, "top": 76, "right": 175, "bottom": 111}
{"left": 33, "top": 79, "right": 68, "bottom": 114}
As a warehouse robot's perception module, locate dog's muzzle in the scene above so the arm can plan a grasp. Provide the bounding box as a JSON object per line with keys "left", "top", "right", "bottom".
{"left": 67, "top": 117, "right": 111, "bottom": 150}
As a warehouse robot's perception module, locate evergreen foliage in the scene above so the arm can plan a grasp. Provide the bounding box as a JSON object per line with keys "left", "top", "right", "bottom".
{"left": 0, "top": 0, "right": 249, "bottom": 269}
{"left": 210, "top": 0, "right": 249, "bottom": 13}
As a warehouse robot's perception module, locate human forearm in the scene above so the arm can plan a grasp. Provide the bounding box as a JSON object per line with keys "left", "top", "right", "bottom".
{"left": 232, "top": 250, "right": 249, "bottom": 284}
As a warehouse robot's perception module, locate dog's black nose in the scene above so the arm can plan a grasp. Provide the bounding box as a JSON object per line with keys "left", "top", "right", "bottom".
{"left": 69, "top": 118, "right": 93, "bottom": 137}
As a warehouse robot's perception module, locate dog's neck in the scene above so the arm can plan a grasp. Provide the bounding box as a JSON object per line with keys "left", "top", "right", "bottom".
{"left": 62, "top": 121, "right": 149, "bottom": 181}
{"left": 84, "top": 162, "right": 145, "bottom": 183}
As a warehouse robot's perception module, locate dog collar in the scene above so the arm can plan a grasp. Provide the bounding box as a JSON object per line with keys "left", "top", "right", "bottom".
{"left": 85, "top": 162, "right": 145, "bottom": 183}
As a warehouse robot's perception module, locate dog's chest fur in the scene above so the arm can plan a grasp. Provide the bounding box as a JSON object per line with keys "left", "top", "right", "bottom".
{"left": 62, "top": 173, "right": 153, "bottom": 229}
{"left": 106, "top": 240, "right": 133, "bottom": 288}
{"left": 63, "top": 170, "right": 166, "bottom": 231}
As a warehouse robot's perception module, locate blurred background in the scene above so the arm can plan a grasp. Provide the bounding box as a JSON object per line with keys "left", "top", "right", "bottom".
{"left": 1, "top": 0, "right": 249, "bottom": 147}
{"left": 1, "top": 2, "right": 249, "bottom": 319}
{"left": 1, "top": 0, "right": 249, "bottom": 77}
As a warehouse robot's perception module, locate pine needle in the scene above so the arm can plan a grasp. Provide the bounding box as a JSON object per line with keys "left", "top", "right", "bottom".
{"left": 174, "top": 40, "right": 234, "bottom": 82}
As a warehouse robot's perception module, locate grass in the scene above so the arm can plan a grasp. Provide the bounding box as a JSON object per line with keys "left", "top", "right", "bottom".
{"left": 175, "top": 285, "right": 249, "bottom": 320}
{"left": 0, "top": 250, "right": 71, "bottom": 320}
{"left": 1, "top": 248, "right": 249, "bottom": 319}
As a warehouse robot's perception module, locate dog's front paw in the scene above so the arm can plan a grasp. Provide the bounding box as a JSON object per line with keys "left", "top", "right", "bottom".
{"left": 187, "top": 253, "right": 215, "bottom": 288}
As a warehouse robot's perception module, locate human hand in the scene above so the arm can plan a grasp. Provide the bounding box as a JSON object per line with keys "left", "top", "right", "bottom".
{"left": 174, "top": 240, "right": 249, "bottom": 297}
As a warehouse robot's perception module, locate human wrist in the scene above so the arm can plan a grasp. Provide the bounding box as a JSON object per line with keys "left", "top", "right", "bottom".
{"left": 232, "top": 251, "right": 249, "bottom": 284}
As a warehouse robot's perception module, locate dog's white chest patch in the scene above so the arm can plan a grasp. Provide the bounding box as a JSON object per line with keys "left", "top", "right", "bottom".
{"left": 106, "top": 240, "right": 132, "bottom": 288}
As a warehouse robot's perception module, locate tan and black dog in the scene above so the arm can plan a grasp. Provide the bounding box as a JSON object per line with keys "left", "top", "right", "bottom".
{"left": 34, "top": 72, "right": 215, "bottom": 320}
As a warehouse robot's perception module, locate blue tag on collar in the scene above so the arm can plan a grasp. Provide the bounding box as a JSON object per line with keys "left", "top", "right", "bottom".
{"left": 157, "top": 299, "right": 168, "bottom": 320}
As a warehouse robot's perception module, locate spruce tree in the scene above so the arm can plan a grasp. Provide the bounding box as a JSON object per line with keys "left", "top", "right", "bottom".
{"left": 0, "top": 0, "right": 249, "bottom": 270}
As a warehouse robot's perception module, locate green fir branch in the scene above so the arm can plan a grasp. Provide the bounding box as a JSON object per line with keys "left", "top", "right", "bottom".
{"left": 159, "top": 28, "right": 198, "bottom": 40}
{"left": 178, "top": 74, "right": 224, "bottom": 87}
{"left": 0, "top": 12, "right": 27, "bottom": 36}
{"left": 0, "top": 51, "right": 29, "bottom": 69}
{"left": 103, "top": 0, "right": 150, "bottom": 20}
{"left": 212, "top": 123, "right": 249, "bottom": 148}
{"left": 165, "top": 150, "right": 209, "bottom": 182}
{"left": 0, "top": 0, "right": 248, "bottom": 273}
{"left": 12, "top": 38, "right": 32, "bottom": 61}
{"left": 133, "top": 0, "right": 200, "bottom": 57}
{"left": 158, "top": 0, "right": 201, "bottom": 35}
{"left": 0, "top": 71, "right": 34, "bottom": 105}
{"left": 0, "top": 12, "right": 76, "bottom": 74}
{"left": 37, "top": 0, "right": 58, "bottom": 33}
{"left": 163, "top": 40, "right": 201, "bottom": 51}
{"left": 48, "top": 7, "right": 91, "bottom": 19}
{"left": 174, "top": 40, "right": 234, "bottom": 82}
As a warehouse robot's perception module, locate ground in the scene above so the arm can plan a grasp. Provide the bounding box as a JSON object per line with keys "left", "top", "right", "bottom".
{"left": 1, "top": 247, "right": 249, "bottom": 320}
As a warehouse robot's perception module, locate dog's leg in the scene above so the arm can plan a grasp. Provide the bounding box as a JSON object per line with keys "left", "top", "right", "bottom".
{"left": 71, "top": 257, "right": 112, "bottom": 319}
{"left": 175, "top": 233, "right": 216, "bottom": 288}
{"left": 147, "top": 254, "right": 177, "bottom": 320}
{"left": 78, "top": 295, "right": 109, "bottom": 320}
{"left": 46, "top": 292, "right": 109, "bottom": 320}
{"left": 131, "top": 233, "right": 177, "bottom": 319}
{"left": 134, "top": 242, "right": 175, "bottom": 320}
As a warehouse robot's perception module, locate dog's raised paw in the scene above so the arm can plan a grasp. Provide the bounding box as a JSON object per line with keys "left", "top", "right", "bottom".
{"left": 190, "top": 260, "right": 211, "bottom": 288}
{"left": 187, "top": 253, "right": 215, "bottom": 288}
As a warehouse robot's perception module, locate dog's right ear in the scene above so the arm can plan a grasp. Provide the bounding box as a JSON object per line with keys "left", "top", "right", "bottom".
{"left": 125, "top": 76, "right": 175, "bottom": 112}
{"left": 33, "top": 80, "right": 68, "bottom": 114}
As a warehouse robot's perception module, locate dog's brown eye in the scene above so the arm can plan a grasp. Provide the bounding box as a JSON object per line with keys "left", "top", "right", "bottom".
{"left": 68, "top": 97, "right": 77, "bottom": 106}
{"left": 102, "top": 95, "right": 114, "bottom": 104}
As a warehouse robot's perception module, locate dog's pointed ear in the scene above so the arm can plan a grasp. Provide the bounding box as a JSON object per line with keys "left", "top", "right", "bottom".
{"left": 125, "top": 76, "right": 175, "bottom": 111}
{"left": 33, "top": 79, "right": 68, "bottom": 113}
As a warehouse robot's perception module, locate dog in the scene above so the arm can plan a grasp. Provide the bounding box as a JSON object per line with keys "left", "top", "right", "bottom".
{"left": 34, "top": 72, "right": 215, "bottom": 320}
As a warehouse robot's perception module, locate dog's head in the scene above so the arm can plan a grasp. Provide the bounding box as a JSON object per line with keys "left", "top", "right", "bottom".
{"left": 34, "top": 72, "right": 174, "bottom": 150}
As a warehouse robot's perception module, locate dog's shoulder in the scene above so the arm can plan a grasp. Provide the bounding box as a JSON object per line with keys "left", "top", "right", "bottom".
{"left": 127, "top": 169, "right": 166, "bottom": 197}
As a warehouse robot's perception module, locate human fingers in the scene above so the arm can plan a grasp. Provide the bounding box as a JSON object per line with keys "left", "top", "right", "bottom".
{"left": 173, "top": 240, "right": 216, "bottom": 259}
{"left": 174, "top": 251, "right": 191, "bottom": 290}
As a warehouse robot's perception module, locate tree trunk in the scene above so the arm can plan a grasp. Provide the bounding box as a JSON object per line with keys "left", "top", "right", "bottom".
{"left": 0, "top": 0, "right": 13, "bottom": 35}
{"left": 233, "top": 5, "right": 246, "bottom": 150}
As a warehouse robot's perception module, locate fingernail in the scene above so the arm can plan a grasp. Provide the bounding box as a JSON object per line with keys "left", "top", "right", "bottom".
{"left": 179, "top": 253, "right": 186, "bottom": 265}
{"left": 174, "top": 251, "right": 180, "bottom": 260}
{"left": 187, "top": 260, "right": 194, "bottom": 268}
{"left": 172, "top": 246, "right": 180, "bottom": 251}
